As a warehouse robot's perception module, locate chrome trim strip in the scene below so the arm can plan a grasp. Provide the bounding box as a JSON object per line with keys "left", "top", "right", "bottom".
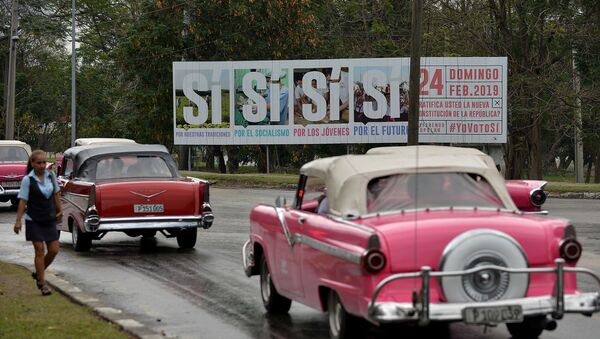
{"left": 0, "top": 189, "right": 19, "bottom": 195}
{"left": 130, "top": 190, "right": 166, "bottom": 200}
{"left": 297, "top": 234, "right": 362, "bottom": 264}
{"left": 361, "top": 206, "right": 518, "bottom": 219}
{"left": 330, "top": 215, "right": 376, "bottom": 233}
{"left": 368, "top": 259, "right": 600, "bottom": 324}
{"left": 274, "top": 207, "right": 295, "bottom": 247}
{"left": 522, "top": 210, "right": 549, "bottom": 215}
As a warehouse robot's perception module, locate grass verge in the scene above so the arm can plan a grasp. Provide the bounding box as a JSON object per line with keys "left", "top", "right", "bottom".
{"left": 182, "top": 171, "right": 298, "bottom": 189}
{"left": 0, "top": 261, "right": 132, "bottom": 339}
{"left": 183, "top": 171, "right": 600, "bottom": 194}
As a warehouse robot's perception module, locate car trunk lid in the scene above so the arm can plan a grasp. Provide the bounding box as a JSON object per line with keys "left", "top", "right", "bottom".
{"left": 96, "top": 179, "right": 197, "bottom": 218}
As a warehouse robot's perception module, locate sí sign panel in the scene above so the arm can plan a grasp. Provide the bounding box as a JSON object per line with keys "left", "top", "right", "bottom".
{"left": 173, "top": 57, "right": 507, "bottom": 145}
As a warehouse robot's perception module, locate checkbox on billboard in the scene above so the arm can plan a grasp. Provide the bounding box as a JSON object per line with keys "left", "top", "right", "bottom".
{"left": 492, "top": 98, "right": 501, "bottom": 108}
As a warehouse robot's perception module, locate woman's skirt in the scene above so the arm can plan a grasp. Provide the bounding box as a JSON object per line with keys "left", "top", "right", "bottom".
{"left": 25, "top": 219, "right": 59, "bottom": 242}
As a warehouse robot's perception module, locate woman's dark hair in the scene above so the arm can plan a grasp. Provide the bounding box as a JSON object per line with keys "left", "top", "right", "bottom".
{"left": 26, "top": 150, "right": 46, "bottom": 175}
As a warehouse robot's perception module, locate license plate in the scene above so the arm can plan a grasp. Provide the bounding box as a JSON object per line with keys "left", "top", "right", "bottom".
{"left": 1, "top": 180, "right": 20, "bottom": 188}
{"left": 133, "top": 204, "right": 164, "bottom": 213}
{"left": 462, "top": 305, "right": 523, "bottom": 324}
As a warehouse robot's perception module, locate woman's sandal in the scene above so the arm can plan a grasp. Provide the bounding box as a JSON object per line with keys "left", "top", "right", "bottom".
{"left": 31, "top": 272, "right": 43, "bottom": 289}
{"left": 40, "top": 284, "right": 52, "bottom": 296}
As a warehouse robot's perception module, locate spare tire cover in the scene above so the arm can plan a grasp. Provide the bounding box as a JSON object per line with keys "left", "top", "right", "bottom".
{"left": 439, "top": 229, "right": 529, "bottom": 303}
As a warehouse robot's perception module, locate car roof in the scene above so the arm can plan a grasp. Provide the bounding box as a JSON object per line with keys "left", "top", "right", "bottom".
{"left": 74, "top": 138, "right": 136, "bottom": 146}
{"left": 366, "top": 145, "right": 497, "bottom": 168}
{"left": 64, "top": 144, "right": 170, "bottom": 168}
{"left": 0, "top": 140, "right": 32, "bottom": 154}
{"left": 300, "top": 146, "right": 516, "bottom": 217}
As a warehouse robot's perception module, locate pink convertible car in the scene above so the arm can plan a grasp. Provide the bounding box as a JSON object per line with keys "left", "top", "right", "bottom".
{"left": 243, "top": 146, "right": 599, "bottom": 339}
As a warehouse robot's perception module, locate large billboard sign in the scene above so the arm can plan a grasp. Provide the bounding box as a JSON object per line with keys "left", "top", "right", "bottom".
{"left": 173, "top": 57, "right": 507, "bottom": 145}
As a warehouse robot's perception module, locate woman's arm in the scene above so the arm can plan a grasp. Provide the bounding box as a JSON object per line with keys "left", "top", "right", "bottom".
{"left": 13, "top": 200, "right": 27, "bottom": 234}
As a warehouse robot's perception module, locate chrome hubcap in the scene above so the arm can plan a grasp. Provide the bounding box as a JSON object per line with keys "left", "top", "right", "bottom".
{"left": 462, "top": 256, "right": 509, "bottom": 301}
{"left": 329, "top": 297, "right": 342, "bottom": 337}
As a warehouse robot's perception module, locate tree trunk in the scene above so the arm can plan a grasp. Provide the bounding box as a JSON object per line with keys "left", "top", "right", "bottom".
{"left": 205, "top": 146, "right": 215, "bottom": 170}
{"left": 217, "top": 146, "right": 226, "bottom": 173}
{"left": 594, "top": 150, "right": 600, "bottom": 183}
{"left": 528, "top": 110, "right": 543, "bottom": 180}
{"left": 178, "top": 145, "right": 189, "bottom": 170}
{"left": 225, "top": 146, "right": 240, "bottom": 174}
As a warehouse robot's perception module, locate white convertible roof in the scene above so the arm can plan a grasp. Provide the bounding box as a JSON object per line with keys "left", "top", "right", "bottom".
{"left": 75, "top": 138, "right": 136, "bottom": 146}
{"left": 301, "top": 146, "right": 516, "bottom": 217}
{"left": 0, "top": 140, "right": 32, "bottom": 154}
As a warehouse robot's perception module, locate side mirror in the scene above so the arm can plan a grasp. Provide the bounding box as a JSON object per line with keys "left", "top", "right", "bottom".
{"left": 275, "top": 196, "right": 287, "bottom": 208}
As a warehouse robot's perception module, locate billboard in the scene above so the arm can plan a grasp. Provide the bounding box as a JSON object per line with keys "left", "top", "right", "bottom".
{"left": 173, "top": 57, "right": 507, "bottom": 145}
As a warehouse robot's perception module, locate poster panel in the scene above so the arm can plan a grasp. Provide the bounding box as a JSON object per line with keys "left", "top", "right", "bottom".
{"left": 173, "top": 57, "right": 507, "bottom": 145}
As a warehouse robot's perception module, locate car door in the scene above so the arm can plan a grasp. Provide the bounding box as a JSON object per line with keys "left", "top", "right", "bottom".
{"left": 272, "top": 206, "right": 305, "bottom": 298}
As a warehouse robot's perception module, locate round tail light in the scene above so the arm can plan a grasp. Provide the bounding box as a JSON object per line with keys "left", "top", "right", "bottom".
{"left": 362, "top": 250, "right": 386, "bottom": 273}
{"left": 559, "top": 238, "right": 582, "bottom": 262}
{"left": 530, "top": 189, "right": 547, "bottom": 207}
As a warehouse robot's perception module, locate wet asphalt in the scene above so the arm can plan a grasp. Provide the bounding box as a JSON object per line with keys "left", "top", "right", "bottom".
{"left": 0, "top": 190, "right": 599, "bottom": 339}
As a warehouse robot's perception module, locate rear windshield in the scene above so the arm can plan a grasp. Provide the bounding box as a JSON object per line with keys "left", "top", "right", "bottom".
{"left": 94, "top": 155, "right": 174, "bottom": 180}
{"left": 0, "top": 147, "right": 29, "bottom": 162}
{"left": 366, "top": 172, "right": 504, "bottom": 213}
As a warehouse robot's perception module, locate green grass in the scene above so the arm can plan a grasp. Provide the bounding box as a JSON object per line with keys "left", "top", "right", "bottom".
{"left": 0, "top": 262, "right": 132, "bottom": 339}
{"left": 545, "top": 182, "right": 600, "bottom": 193}
{"left": 182, "top": 171, "right": 298, "bottom": 188}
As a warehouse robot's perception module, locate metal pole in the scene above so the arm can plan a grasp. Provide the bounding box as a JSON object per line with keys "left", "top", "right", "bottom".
{"left": 71, "top": 0, "right": 77, "bottom": 146}
{"left": 572, "top": 49, "right": 584, "bottom": 183}
{"left": 5, "top": 0, "right": 19, "bottom": 140}
{"left": 407, "top": 0, "right": 423, "bottom": 146}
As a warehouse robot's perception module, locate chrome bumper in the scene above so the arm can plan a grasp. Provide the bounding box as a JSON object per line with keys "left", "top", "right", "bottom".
{"left": 369, "top": 259, "right": 600, "bottom": 325}
{"left": 85, "top": 213, "right": 214, "bottom": 232}
{"left": 242, "top": 239, "right": 255, "bottom": 277}
{"left": 0, "top": 188, "right": 19, "bottom": 197}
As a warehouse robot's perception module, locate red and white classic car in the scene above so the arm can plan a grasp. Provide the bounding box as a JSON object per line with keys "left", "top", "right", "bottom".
{"left": 0, "top": 140, "right": 32, "bottom": 206}
{"left": 57, "top": 143, "right": 213, "bottom": 251}
{"left": 243, "top": 146, "right": 600, "bottom": 339}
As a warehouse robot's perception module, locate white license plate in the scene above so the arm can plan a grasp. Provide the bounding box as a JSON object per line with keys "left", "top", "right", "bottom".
{"left": 1, "top": 180, "right": 20, "bottom": 188}
{"left": 133, "top": 204, "right": 164, "bottom": 213}
{"left": 462, "top": 305, "right": 523, "bottom": 324}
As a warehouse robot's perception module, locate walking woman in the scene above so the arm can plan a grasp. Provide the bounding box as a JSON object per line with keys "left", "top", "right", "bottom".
{"left": 13, "top": 150, "right": 62, "bottom": 296}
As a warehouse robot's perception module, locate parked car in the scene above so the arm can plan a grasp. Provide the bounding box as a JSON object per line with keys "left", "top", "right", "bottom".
{"left": 0, "top": 140, "right": 32, "bottom": 206}
{"left": 243, "top": 146, "right": 599, "bottom": 339}
{"left": 57, "top": 143, "right": 213, "bottom": 251}
{"left": 366, "top": 146, "right": 548, "bottom": 213}
{"left": 55, "top": 138, "right": 137, "bottom": 175}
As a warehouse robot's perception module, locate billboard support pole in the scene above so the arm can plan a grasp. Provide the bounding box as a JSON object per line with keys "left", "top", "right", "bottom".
{"left": 408, "top": 0, "right": 423, "bottom": 146}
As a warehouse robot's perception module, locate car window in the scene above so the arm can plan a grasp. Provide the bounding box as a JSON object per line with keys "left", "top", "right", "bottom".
{"left": 63, "top": 158, "right": 74, "bottom": 178}
{"left": 303, "top": 176, "right": 326, "bottom": 202}
{"left": 96, "top": 155, "right": 173, "bottom": 179}
{"left": 0, "top": 147, "right": 28, "bottom": 162}
{"left": 366, "top": 172, "right": 504, "bottom": 213}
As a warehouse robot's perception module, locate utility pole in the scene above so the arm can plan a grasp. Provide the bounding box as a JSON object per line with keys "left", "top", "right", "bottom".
{"left": 407, "top": 0, "right": 423, "bottom": 145}
{"left": 71, "top": 0, "right": 77, "bottom": 146}
{"left": 572, "top": 49, "right": 584, "bottom": 183}
{"left": 5, "top": 0, "right": 19, "bottom": 140}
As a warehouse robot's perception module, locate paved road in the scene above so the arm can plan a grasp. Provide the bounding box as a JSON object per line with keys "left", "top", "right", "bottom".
{"left": 0, "top": 191, "right": 599, "bottom": 339}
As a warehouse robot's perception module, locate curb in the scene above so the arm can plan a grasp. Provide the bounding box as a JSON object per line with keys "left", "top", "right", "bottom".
{"left": 39, "top": 268, "right": 164, "bottom": 339}
{"left": 547, "top": 192, "right": 600, "bottom": 199}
